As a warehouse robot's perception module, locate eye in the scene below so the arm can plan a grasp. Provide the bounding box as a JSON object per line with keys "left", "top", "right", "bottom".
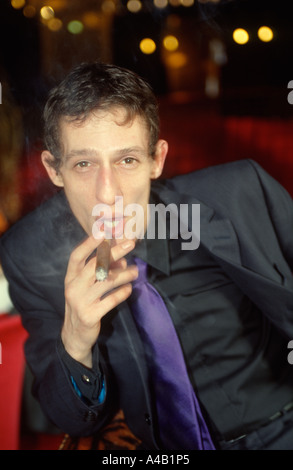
{"left": 121, "top": 157, "right": 137, "bottom": 166}
{"left": 74, "top": 161, "right": 91, "bottom": 170}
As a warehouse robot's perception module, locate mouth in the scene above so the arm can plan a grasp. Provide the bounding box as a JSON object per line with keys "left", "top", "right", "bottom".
{"left": 98, "top": 217, "right": 125, "bottom": 239}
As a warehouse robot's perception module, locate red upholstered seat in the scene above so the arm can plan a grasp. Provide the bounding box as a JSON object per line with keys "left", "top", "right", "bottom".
{"left": 0, "top": 314, "right": 28, "bottom": 450}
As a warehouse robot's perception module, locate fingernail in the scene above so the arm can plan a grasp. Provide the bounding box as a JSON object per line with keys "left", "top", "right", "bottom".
{"left": 122, "top": 240, "right": 134, "bottom": 250}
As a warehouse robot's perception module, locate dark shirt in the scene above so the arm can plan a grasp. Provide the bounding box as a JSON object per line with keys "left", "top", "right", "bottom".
{"left": 63, "top": 232, "right": 293, "bottom": 442}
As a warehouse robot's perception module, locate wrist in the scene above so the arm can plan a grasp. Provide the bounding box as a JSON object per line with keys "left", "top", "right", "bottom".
{"left": 61, "top": 328, "right": 93, "bottom": 368}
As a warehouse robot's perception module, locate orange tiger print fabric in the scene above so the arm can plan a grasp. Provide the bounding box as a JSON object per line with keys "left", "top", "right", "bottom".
{"left": 59, "top": 410, "right": 142, "bottom": 450}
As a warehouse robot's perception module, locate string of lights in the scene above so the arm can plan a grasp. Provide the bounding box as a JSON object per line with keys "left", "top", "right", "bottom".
{"left": 7, "top": 0, "right": 200, "bottom": 69}
{"left": 10, "top": 0, "right": 275, "bottom": 54}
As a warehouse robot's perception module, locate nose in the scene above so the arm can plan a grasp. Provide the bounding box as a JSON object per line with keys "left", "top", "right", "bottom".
{"left": 95, "top": 166, "right": 122, "bottom": 206}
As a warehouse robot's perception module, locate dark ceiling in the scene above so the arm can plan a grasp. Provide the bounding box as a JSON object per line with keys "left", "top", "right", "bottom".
{"left": 1, "top": 0, "right": 292, "bottom": 120}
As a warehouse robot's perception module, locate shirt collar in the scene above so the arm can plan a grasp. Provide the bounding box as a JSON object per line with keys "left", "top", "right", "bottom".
{"left": 131, "top": 235, "right": 170, "bottom": 275}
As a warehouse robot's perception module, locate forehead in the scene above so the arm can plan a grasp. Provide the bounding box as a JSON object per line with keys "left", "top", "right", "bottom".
{"left": 58, "top": 108, "right": 151, "bottom": 162}
{"left": 59, "top": 107, "right": 149, "bottom": 141}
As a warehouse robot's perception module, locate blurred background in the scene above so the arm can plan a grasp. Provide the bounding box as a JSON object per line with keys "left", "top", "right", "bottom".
{"left": 0, "top": 0, "right": 293, "bottom": 229}
{"left": 0, "top": 0, "right": 293, "bottom": 450}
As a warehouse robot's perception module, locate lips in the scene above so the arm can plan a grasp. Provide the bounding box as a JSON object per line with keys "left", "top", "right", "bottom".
{"left": 100, "top": 217, "right": 125, "bottom": 239}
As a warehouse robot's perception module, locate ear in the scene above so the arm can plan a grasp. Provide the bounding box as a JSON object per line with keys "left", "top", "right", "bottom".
{"left": 41, "top": 150, "right": 64, "bottom": 187}
{"left": 150, "top": 139, "right": 168, "bottom": 179}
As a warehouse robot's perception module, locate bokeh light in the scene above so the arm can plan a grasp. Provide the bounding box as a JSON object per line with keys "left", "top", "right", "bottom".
{"left": 23, "top": 5, "right": 36, "bottom": 17}
{"left": 165, "top": 52, "right": 188, "bottom": 68}
{"left": 154, "top": 0, "right": 168, "bottom": 8}
{"left": 258, "top": 26, "right": 273, "bottom": 42}
{"left": 181, "top": 0, "right": 195, "bottom": 6}
{"left": 140, "top": 38, "right": 157, "bottom": 54}
{"left": 67, "top": 20, "right": 84, "bottom": 35}
{"left": 82, "top": 12, "right": 101, "bottom": 29}
{"left": 163, "top": 35, "right": 179, "bottom": 52}
{"left": 48, "top": 18, "right": 63, "bottom": 32}
{"left": 40, "top": 6, "right": 55, "bottom": 20}
{"left": 11, "top": 0, "right": 25, "bottom": 9}
{"left": 127, "top": 0, "right": 142, "bottom": 13}
{"left": 101, "top": 0, "right": 116, "bottom": 14}
{"left": 232, "top": 28, "right": 249, "bottom": 45}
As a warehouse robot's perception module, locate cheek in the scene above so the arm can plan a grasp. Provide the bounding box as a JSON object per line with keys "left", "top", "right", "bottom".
{"left": 128, "top": 184, "right": 150, "bottom": 209}
{"left": 63, "top": 177, "right": 92, "bottom": 202}
{"left": 63, "top": 184, "right": 94, "bottom": 221}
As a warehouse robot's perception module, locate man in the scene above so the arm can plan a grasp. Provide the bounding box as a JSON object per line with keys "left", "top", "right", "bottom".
{"left": 0, "top": 62, "right": 292, "bottom": 450}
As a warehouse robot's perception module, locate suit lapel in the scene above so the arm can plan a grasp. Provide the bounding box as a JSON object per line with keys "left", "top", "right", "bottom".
{"left": 156, "top": 184, "right": 242, "bottom": 267}
{"left": 154, "top": 183, "right": 293, "bottom": 335}
{"left": 155, "top": 182, "right": 293, "bottom": 283}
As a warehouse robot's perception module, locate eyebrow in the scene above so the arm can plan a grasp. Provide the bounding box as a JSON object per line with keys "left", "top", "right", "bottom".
{"left": 65, "top": 146, "right": 147, "bottom": 161}
{"left": 65, "top": 148, "right": 98, "bottom": 160}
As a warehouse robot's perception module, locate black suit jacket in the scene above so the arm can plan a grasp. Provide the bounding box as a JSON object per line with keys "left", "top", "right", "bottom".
{"left": 1, "top": 159, "right": 292, "bottom": 447}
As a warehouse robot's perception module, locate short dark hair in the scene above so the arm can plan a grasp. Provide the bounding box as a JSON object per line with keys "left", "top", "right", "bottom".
{"left": 43, "top": 62, "right": 160, "bottom": 171}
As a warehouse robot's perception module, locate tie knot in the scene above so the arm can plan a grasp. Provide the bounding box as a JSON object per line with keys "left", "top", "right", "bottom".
{"left": 133, "top": 257, "right": 148, "bottom": 284}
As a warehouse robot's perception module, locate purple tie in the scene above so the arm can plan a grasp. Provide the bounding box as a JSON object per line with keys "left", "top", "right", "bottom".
{"left": 131, "top": 257, "right": 215, "bottom": 450}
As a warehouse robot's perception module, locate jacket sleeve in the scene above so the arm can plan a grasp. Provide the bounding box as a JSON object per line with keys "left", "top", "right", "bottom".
{"left": 0, "top": 239, "right": 118, "bottom": 437}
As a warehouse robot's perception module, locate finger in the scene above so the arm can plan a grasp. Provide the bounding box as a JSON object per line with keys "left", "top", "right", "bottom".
{"left": 75, "top": 249, "right": 130, "bottom": 287}
{"left": 77, "top": 257, "right": 137, "bottom": 299}
{"left": 91, "top": 239, "right": 136, "bottom": 283}
{"left": 110, "top": 239, "right": 136, "bottom": 263}
{"left": 93, "top": 264, "right": 138, "bottom": 301}
{"left": 111, "top": 257, "right": 127, "bottom": 271}
{"left": 66, "top": 235, "right": 105, "bottom": 283}
{"left": 94, "top": 283, "right": 133, "bottom": 320}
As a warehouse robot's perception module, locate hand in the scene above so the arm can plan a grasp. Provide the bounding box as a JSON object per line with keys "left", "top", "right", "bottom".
{"left": 61, "top": 235, "right": 138, "bottom": 368}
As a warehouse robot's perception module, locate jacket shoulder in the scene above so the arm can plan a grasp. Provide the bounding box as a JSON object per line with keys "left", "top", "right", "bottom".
{"left": 168, "top": 159, "right": 259, "bottom": 194}
{"left": 0, "top": 191, "right": 84, "bottom": 275}
{"left": 154, "top": 159, "right": 291, "bottom": 219}
{"left": 163, "top": 159, "right": 290, "bottom": 206}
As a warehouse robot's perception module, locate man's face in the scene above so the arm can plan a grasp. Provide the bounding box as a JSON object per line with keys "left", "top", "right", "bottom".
{"left": 42, "top": 108, "right": 167, "bottom": 243}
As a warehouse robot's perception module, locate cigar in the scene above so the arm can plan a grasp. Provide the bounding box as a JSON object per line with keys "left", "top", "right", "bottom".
{"left": 95, "top": 239, "right": 111, "bottom": 281}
